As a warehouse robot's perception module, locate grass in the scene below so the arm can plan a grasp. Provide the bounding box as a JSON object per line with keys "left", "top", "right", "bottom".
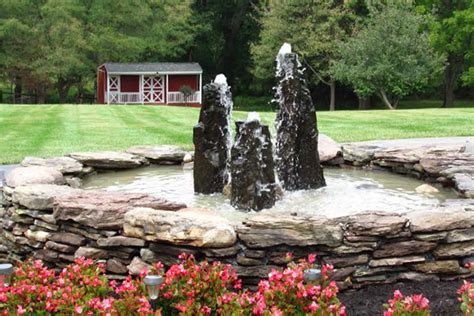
{"left": 0, "top": 104, "right": 473, "bottom": 164}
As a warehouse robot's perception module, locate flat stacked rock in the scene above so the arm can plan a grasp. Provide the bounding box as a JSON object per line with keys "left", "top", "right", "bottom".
{"left": 126, "top": 145, "right": 189, "bottom": 165}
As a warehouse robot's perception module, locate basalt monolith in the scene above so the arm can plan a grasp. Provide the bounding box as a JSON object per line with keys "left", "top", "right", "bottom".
{"left": 193, "top": 74, "right": 233, "bottom": 194}
{"left": 230, "top": 113, "right": 280, "bottom": 211}
{"left": 273, "top": 43, "right": 326, "bottom": 190}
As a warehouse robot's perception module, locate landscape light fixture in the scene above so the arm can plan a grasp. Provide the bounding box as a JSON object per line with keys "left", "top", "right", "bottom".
{"left": 0, "top": 263, "right": 13, "bottom": 287}
{"left": 144, "top": 275, "right": 163, "bottom": 310}
{"left": 303, "top": 268, "right": 322, "bottom": 283}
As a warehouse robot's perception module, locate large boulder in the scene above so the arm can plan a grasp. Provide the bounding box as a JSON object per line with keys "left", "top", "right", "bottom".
{"left": 21, "top": 156, "right": 84, "bottom": 174}
{"left": 193, "top": 74, "right": 232, "bottom": 194}
{"left": 5, "top": 166, "right": 65, "bottom": 188}
{"left": 237, "top": 213, "right": 342, "bottom": 248}
{"left": 12, "top": 184, "right": 79, "bottom": 210}
{"left": 123, "top": 208, "right": 236, "bottom": 248}
{"left": 67, "top": 151, "right": 146, "bottom": 169}
{"left": 53, "top": 190, "right": 186, "bottom": 230}
{"left": 126, "top": 145, "right": 187, "bottom": 164}
{"left": 230, "top": 115, "right": 280, "bottom": 211}
{"left": 273, "top": 44, "right": 325, "bottom": 190}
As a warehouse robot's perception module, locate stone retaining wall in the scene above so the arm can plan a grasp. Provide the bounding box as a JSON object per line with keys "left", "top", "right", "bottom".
{"left": 1, "top": 141, "right": 473, "bottom": 289}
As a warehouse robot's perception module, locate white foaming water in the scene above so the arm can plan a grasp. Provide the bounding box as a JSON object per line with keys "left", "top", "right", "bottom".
{"left": 82, "top": 165, "right": 456, "bottom": 224}
{"left": 214, "top": 74, "right": 228, "bottom": 87}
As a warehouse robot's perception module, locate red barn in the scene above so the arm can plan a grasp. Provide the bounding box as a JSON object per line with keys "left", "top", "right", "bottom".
{"left": 97, "top": 62, "right": 202, "bottom": 106}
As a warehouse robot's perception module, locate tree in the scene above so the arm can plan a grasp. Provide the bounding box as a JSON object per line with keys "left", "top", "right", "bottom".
{"left": 37, "top": 0, "right": 91, "bottom": 103}
{"left": 332, "top": 3, "right": 444, "bottom": 109}
{"left": 251, "top": 1, "right": 354, "bottom": 110}
{"left": 417, "top": 0, "right": 474, "bottom": 107}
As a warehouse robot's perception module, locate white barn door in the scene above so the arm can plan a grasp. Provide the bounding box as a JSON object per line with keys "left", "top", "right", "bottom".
{"left": 142, "top": 76, "right": 164, "bottom": 103}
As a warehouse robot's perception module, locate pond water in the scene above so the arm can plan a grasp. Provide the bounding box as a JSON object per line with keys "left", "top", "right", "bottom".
{"left": 82, "top": 165, "right": 456, "bottom": 223}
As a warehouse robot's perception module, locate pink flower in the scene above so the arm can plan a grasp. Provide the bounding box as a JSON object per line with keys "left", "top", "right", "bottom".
{"left": 308, "top": 301, "right": 319, "bottom": 311}
{"left": 75, "top": 305, "right": 83, "bottom": 314}
{"left": 17, "top": 306, "right": 26, "bottom": 315}
{"left": 308, "top": 254, "right": 316, "bottom": 264}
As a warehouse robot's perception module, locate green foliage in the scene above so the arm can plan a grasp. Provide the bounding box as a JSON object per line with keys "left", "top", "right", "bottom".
{"left": 332, "top": 3, "right": 444, "bottom": 109}
{"left": 251, "top": 1, "right": 355, "bottom": 86}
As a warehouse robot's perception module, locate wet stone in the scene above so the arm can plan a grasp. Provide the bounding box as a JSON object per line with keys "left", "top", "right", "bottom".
{"left": 273, "top": 44, "right": 325, "bottom": 191}
{"left": 193, "top": 75, "right": 232, "bottom": 194}
{"left": 231, "top": 116, "right": 280, "bottom": 211}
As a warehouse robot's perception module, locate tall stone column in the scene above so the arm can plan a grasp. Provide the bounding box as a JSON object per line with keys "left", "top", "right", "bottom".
{"left": 193, "top": 75, "right": 233, "bottom": 194}
{"left": 273, "top": 43, "right": 326, "bottom": 190}
{"left": 230, "top": 113, "right": 280, "bottom": 211}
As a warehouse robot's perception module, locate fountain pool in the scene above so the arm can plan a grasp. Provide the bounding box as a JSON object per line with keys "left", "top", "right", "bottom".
{"left": 82, "top": 165, "right": 456, "bottom": 223}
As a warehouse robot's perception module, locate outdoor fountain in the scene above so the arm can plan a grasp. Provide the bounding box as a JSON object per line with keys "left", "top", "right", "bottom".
{"left": 0, "top": 43, "right": 473, "bottom": 290}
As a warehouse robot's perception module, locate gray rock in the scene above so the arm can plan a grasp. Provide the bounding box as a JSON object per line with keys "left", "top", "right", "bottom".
{"left": 106, "top": 258, "right": 128, "bottom": 274}
{"left": 412, "top": 260, "right": 460, "bottom": 274}
{"left": 75, "top": 247, "right": 108, "bottom": 259}
{"left": 25, "top": 229, "right": 50, "bottom": 242}
{"left": 124, "top": 208, "right": 236, "bottom": 248}
{"left": 446, "top": 227, "right": 474, "bottom": 243}
{"left": 45, "top": 241, "right": 76, "bottom": 253}
{"left": 21, "top": 156, "right": 84, "bottom": 174}
{"left": 323, "top": 254, "right": 369, "bottom": 268}
{"left": 318, "top": 134, "right": 342, "bottom": 163}
{"left": 97, "top": 236, "right": 145, "bottom": 248}
{"left": 407, "top": 209, "right": 474, "bottom": 233}
{"left": 237, "top": 213, "right": 342, "bottom": 248}
{"left": 6, "top": 166, "right": 65, "bottom": 188}
{"left": 149, "top": 243, "right": 199, "bottom": 257}
{"left": 127, "top": 257, "right": 150, "bottom": 276}
{"left": 236, "top": 254, "right": 264, "bottom": 266}
{"left": 433, "top": 241, "right": 474, "bottom": 258}
{"left": 373, "top": 240, "right": 437, "bottom": 258}
{"left": 68, "top": 151, "right": 146, "bottom": 169}
{"left": 49, "top": 232, "right": 86, "bottom": 246}
{"left": 452, "top": 173, "right": 474, "bottom": 198}
{"left": 343, "top": 212, "right": 408, "bottom": 236}
{"left": 53, "top": 190, "right": 186, "bottom": 230}
{"left": 126, "top": 145, "right": 187, "bottom": 163}
{"left": 369, "top": 256, "right": 426, "bottom": 267}
{"left": 201, "top": 245, "right": 241, "bottom": 258}
{"left": 33, "top": 219, "right": 58, "bottom": 231}
{"left": 415, "top": 184, "right": 439, "bottom": 194}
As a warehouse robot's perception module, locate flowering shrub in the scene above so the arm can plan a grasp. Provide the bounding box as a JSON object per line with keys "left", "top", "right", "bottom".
{"left": 0, "top": 258, "right": 156, "bottom": 315}
{"left": 245, "top": 253, "right": 346, "bottom": 315}
{"left": 458, "top": 263, "right": 474, "bottom": 315}
{"left": 3, "top": 253, "right": 472, "bottom": 315}
{"left": 153, "top": 253, "right": 243, "bottom": 315}
{"left": 383, "top": 290, "right": 430, "bottom": 316}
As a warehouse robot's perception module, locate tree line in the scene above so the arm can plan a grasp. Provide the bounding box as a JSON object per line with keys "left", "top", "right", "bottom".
{"left": 0, "top": 0, "right": 472, "bottom": 109}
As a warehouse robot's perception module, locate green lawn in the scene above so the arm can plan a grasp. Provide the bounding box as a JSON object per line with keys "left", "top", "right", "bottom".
{"left": 0, "top": 104, "right": 473, "bottom": 164}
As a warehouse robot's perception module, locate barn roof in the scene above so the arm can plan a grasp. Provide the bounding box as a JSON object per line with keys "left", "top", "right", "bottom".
{"left": 102, "top": 62, "right": 202, "bottom": 74}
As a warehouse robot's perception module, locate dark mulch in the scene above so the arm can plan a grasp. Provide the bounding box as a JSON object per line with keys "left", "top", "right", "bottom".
{"left": 339, "top": 280, "right": 464, "bottom": 316}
